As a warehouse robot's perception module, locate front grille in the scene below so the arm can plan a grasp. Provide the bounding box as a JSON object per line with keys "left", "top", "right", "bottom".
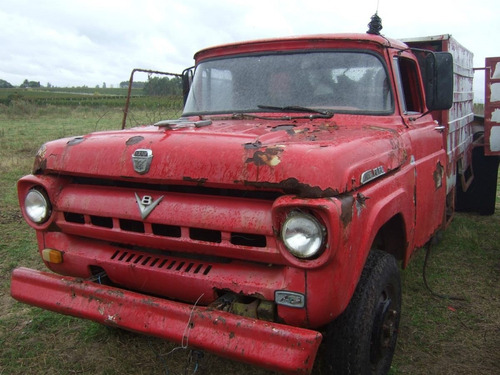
{"left": 56, "top": 182, "right": 279, "bottom": 264}
{"left": 62, "top": 210, "right": 268, "bottom": 248}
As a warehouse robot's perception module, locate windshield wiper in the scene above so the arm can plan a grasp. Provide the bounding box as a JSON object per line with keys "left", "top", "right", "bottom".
{"left": 257, "top": 105, "right": 334, "bottom": 119}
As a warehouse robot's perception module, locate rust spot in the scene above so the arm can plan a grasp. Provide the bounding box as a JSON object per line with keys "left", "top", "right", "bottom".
{"left": 306, "top": 135, "right": 317, "bottom": 141}
{"left": 339, "top": 195, "right": 354, "bottom": 226}
{"left": 229, "top": 332, "right": 235, "bottom": 339}
{"left": 244, "top": 177, "right": 339, "bottom": 198}
{"left": 142, "top": 298, "right": 160, "bottom": 307}
{"left": 356, "top": 193, "right": 368, "bottom": 207}
{"left": 271, "top": 124, "right": 296, "bottom": 134}
{"left": 33, "top": 157, "right": 47, "bottom": 174}
{"left": 295, "top": 127, "right": 310, "bottom": 134}
{"left": 356, "top": 193, "right": 369, "bottom": 217}
{"left": 87, "top": 294, "right": 105, "bottom": 304}
{"left": 365, "top": 125, "right": 398, "bottom": 134}
{"left": 246, "top": 147, "right": 284, "bottom": 167}
{"left": 126, "top": 136, "right": 144, "bottom": 145}
{"left": 243, "top": 140, "right": 262, "bottom": 149}
{"left": 105, "top": 289, "right": 125, "bottom": 297}
{"left": 433, "top": 161, "right": 444, "bottom": 189}
{"left": 105, "top": 314, "right": 120, "bottom": 325}
{"left": 317, "top": 122, "right": 339, "bottom": 131}
{"left": 183, "top": 176, "right": 208, "bottom": 185}
{"left": 33, "top": 144, "right": 48, "bottom": 174}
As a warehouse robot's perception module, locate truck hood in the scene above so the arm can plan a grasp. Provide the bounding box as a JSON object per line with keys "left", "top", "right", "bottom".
{"left": 35, "top": 117, "right": 408, "bottom": 197}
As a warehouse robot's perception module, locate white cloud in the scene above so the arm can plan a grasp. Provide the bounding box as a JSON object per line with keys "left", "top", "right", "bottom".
{"left": 0, "top": 0, "right": 499, "bottom": 92}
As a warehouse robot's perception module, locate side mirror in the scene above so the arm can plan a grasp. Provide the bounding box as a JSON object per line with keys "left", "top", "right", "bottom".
{"left": 182, "top": 67, "right": 194, "bottom": 105}
{"left": 423, "top": 52, "right": 454, "bottom": 111}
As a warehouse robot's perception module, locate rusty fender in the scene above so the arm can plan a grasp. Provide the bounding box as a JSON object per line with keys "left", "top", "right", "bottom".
{"left": 11, "top": 267, "right": 322, "bottom": 374}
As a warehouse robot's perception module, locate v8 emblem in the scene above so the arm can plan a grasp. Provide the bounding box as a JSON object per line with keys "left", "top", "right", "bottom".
{"left": 135, "top": 193, "right": 164, "bottom": 220}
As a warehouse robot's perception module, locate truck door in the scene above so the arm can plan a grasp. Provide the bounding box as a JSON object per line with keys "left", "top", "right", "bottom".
{"left": 394, "top": 55, "right": 447, "bottom": 247}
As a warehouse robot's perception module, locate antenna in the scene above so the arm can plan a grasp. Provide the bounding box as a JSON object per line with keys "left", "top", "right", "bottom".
{"left": 367, "top": 12, "right": 383, "bottom": 35}
{"left": 367, "top": 0, "right": 382, "bottom": 35}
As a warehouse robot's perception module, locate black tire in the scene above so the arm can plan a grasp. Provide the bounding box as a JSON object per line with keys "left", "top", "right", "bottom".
{"left": 321, "top": 250, "right": 401, "bottom": 375}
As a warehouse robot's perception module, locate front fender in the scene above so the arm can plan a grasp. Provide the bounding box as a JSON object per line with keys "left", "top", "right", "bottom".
{"left": 305, "top": 170, "right": 414, "bottom": 327}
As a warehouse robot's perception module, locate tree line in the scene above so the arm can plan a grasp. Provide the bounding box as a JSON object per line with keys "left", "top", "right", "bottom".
{"left": 0, "top": 78, "right": 44, "bottom": 89}
{"left": 1, "top": 75, "right": 182, "bottom": 96}
{"left": 142, "top": 76, "right": 182, "bottom": 96}
{"left": 0, "top": 79, "right": 14, "bottom": 88}
{"left": 119, "top": 76, "right": 182, "bottom": 96}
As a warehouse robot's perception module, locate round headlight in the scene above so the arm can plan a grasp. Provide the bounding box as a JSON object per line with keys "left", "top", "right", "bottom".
{"left": 281, "top": 212, "right": 325, "bottom": 259}
{"left": 25, "top": 189, "right": 51, "bottom": 224}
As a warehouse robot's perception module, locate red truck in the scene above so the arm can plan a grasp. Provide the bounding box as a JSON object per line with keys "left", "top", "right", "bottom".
{"left": 11, "top": 24, "right": 499, "bottom": 375}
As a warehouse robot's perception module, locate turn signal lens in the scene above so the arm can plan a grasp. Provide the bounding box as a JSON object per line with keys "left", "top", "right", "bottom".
{"left": 42, "top": 249, "right": 63, "bottom": 264}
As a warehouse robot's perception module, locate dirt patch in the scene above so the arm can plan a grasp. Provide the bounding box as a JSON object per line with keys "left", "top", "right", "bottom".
{"left": 0, "top": 209, "right": 23, "bottom": 225}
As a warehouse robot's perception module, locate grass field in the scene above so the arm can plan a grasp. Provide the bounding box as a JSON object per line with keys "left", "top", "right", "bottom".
{"left": 0, "top": 101, "right": 498, "bottom": 375}
{"left": 0, "top": 87, "right": 183, "bottom": 111}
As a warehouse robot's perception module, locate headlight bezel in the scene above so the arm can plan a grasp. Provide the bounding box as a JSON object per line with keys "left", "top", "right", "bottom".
{"left": 24, "top": 187, "right": 52, "bottom": 224}
{"left": 281, "top": 211, "right": 326, "bottom": 260}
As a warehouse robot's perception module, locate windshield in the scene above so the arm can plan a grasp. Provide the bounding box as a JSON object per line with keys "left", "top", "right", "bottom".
{"left": 183, "top": 51, "right": 393, "bottom": 116}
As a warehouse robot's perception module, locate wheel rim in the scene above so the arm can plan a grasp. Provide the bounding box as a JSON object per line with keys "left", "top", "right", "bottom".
{"left": 370, "top": 286, "right": 399, "bottom": 369}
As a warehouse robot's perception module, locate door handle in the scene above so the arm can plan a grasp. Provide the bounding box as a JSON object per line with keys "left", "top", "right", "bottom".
{"left": 434, "top": 125, "right": 446, "bottom": 132}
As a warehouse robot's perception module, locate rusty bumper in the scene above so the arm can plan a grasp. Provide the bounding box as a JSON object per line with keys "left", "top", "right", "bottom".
{"left": 11, "top": 267, "right": 322, "bottom": 374}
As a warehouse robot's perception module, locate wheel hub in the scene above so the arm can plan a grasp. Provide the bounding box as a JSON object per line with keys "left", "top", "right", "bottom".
{"left": 370, "top": 292, "right": 399, "bottom": 366}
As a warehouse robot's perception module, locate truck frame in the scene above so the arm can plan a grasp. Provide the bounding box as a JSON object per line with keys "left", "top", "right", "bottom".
{"left": 11, "top": 26, "right": 499, "bottom": 375}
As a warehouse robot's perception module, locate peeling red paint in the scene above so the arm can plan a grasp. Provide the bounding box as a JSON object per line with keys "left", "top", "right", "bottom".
{"left": 339, "top": 195, "right": 354, "bottom": 227}
{"left": 244, "top": 177, "right": 339, "bottom": 198}
{"left": 433, "top": 161, "right": 444, "bottom": 189}
{"left": 246, "top": 147, "right": 284, "bottom": 167}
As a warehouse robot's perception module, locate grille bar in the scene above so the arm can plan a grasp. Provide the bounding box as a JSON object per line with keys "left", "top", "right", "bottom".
{"left": 64, "top": 211, "right": 267, "bottom": 248}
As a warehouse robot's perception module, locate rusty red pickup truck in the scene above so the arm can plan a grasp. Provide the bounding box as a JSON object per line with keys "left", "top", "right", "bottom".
{"left": 11, "top": 24, "right": 499, "bottom": 375}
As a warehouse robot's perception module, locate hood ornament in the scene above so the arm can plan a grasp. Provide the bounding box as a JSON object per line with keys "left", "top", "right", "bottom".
{"left": 132, "top": 149, "right": 153, "bottom": 174}
{"left": 135, "top": 193, "right": 164, "bottom": 220}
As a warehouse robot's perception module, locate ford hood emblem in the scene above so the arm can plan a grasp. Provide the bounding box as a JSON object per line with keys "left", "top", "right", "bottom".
{"left": 132, "top": 149, "right": 153, "bottom": 174}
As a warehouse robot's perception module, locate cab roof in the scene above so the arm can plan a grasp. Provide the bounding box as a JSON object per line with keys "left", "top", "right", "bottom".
{"left": 193, "top": 33, "right": 408, "bottom": 62}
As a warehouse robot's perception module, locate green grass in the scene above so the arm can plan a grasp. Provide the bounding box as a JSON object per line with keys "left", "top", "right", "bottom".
{"left": 392, "top": 203, "right": 500, "bottom": 374}
{"left": 0, "top": 102, "right": 498, "bottom": 375}
{"left": 0, "top": 88, "right": 183, "bottom": 110}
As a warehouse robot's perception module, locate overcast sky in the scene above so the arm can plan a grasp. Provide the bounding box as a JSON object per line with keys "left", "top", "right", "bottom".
{"left": 1, "top": 0, "right": 498, "bottom": 100}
